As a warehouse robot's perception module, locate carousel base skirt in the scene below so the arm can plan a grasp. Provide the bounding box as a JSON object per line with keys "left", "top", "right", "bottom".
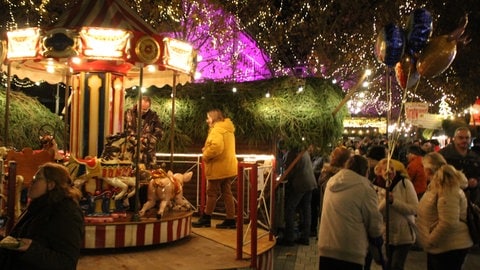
{"left": 78, "top": 217, "right": 275, "bottom": 270}
{"left": 82, "top": 210, "right": 193, "bottom": 249}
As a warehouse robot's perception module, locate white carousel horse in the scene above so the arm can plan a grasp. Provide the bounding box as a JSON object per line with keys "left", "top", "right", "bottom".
{"left": 66, "top": 132, "right": 144, "bottom": 213}
{"left": 139, "top": 169, "right": 193, "bottom": 219}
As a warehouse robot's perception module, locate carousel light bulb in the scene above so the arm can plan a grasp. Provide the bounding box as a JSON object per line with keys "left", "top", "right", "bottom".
{"left": 46, "top": 65, "right": 55, "bottom": 73}
{"left": 194, "top": 71, "right": 202, "bottom": 80}
{"left": 71, "top": 57, "right": 81, "bottom": 64}
{"left": 141, "top": 87, "right": 147, "bottom": 93}
{"left": 147, "top": 65, "right": 156, "bottom": 72}
{"left": 265, "top": 91, "right": 270, "bottom": 98}
{"left": 232, "top": 87, "right": 237, "bottom": 93}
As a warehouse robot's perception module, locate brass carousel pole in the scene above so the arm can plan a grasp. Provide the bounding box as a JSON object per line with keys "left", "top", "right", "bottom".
{"left": 63, "top": 69, "right": 71, "bottom": 155}
{"left": 132, "top": 66, "right": 144, "bottom": 222}
{"left": 169, "top": 72, "right": 177, "bottom": 171}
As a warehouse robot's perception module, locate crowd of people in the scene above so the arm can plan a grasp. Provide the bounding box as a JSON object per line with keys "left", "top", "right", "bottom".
{"left": 2, "top": 93, "right": 480, "bottom": 270}
{"left": 277, "top": 126, "right": 480, "bottom": 270}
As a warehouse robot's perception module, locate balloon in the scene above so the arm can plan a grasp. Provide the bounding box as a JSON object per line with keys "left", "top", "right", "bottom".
{"left": 395, "top": 54, "right": 420, "bottom": 89}
{"left": 416, "top": 14, "right": 469, "bottom": 78}
{"left": 375, "top": 23, "right": 405, "bottom": 67}
{"left": 405, "top": 8, "right": 433, "bottom": 56}
{"left": 416, "top": 35, "right": 457, "bottom": 78}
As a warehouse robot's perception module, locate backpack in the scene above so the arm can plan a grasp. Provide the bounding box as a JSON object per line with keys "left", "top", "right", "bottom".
{"left": 466, "top": 196, "right": 480, "bottom": 245}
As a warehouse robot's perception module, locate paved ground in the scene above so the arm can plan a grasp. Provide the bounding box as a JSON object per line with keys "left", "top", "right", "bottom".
{"left": 273, "top": 236, "right": 480, "bottom": 270}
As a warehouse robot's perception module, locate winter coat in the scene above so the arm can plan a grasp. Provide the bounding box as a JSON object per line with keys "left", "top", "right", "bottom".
{"left": 439, "top": 143, "right": 480, "bottom": 181}
{"left": 318, "top": 168, "right": 383, "bottom": 265}
{"left": 416, "top": 179, "right": 473, "bottom": 254}
{"left": 124, "top": 107, "right": 163, "bottom": 144}
{"left": 377, "top": 175, "right": 418, "bottom": 245}
{"left": 0, "top": 195, "right": 84, "bottom": 270}
{"left": 407, "top": 155, "right": 428, "bottom": 196}
{"left": 284, "top": 150, "right": 317, "bottom": 193}
{"left": 202, "top": 118, "right": 238, "bottom": 180}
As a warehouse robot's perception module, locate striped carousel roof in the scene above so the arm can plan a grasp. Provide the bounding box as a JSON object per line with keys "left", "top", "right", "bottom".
{"left": 51, "top": 0, "right": 157, "bottom": 35}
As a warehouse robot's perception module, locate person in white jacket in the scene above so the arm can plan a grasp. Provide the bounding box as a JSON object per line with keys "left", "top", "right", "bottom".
{"left": 374, "top": 158, "right": 419, "bottom": 270}
{"left": 417, "top": 152, "right": 473, "bottom": 270}
{"left": 318, "top": 155, "right": 383, "bottom": 270}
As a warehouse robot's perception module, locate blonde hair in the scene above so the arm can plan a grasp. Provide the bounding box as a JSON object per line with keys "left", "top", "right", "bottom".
{"left": 422, "top": 152, "right": 447, "bottom": 176}
{"left": 429, "top": 164, "right": 464, "bottom": 196}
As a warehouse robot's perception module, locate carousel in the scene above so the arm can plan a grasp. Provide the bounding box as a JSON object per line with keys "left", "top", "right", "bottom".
{"left": 1, "top": 0, "right": 196, "bottom": 249}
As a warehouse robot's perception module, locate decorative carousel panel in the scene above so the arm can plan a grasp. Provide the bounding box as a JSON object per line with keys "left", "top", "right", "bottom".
{"left": 80, "top": 27, "right": 132, "bottom": 60}
{"left": 134, "top": 35, "right": 161, "bottom": 65}
{"left": 6, "top": 28, "right": 41, "bottom": 59}
{"left": 42, "top": 28, "right": 79, "bottom": 58}
{"left": 163, "top": 37, "right": 196, "bottom": 74}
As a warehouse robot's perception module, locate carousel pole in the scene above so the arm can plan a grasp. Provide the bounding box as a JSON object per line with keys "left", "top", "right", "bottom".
{"left": 169, "top": 72, "right": 178, "bottom": 171}
{"left": 4, "top": 63, "right": 12, "bottom": 146}
{"left": 132, "top": 65, "right": 144, "bottom": 222}
{"left": 64, "top": 70, "right": 71, "bottom": 155}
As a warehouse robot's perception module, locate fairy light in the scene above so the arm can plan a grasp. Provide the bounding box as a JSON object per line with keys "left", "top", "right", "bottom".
{"left": 1, "top": 0, "right": 471, "bottom": 116}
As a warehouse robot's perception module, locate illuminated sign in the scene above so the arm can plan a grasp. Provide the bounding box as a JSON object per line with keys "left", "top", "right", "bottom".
{"left": 80, "top": 28, "right": 131, "bottom": 59}
{"left": 6, "top": 28, "right": 40, "bottom": 59}
{"left": 163, "top": 37, "right": 195, "bottom": 74}
{"left": 405, "top": 102, "right": 429, "bottom": 124}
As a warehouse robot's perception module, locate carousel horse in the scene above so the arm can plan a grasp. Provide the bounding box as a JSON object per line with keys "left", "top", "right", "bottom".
{"left": 39, "top": 134, "right": 63, "bottom": 161}
{"left": 139, "top": 168, "right": 193, "bottom": 219}
{"left": 66, "top": 132, "right": 145, "bottom": 214}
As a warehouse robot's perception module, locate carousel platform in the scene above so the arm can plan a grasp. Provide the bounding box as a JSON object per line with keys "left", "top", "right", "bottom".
{"left": 78, "top": 217, "right": 275, "bottom": 270}
{"left": 82, "top": 210, "right": 194, "bottom": 249}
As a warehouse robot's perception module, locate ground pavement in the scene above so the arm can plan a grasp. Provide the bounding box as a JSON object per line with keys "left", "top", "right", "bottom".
{"left": 273, "top": 236, "right": 480, "bottom": 270}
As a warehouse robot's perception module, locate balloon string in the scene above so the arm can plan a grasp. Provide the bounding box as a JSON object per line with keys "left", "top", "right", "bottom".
{"left": 387, "top": 66, "right": 405, "bottom": 164}
{"left": 386, "top": 67, "right": 396, "bottom": 159}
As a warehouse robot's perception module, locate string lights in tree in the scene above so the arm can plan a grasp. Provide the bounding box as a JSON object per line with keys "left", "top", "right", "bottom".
{"left": 0, "top": 0, "right": 477, "bottom": 117}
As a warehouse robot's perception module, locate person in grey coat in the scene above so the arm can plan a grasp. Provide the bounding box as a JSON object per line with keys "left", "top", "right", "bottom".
{"left": 278, "top": 144, "right": 317, "bottom": 246}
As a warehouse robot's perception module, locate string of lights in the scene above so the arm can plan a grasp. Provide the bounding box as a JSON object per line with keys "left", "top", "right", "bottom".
{"left": 1, "top": 0, "right": 476, "bottom": 118}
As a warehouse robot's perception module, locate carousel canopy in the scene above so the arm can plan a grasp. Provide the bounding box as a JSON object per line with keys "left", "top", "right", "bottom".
{"left": 1, "top": 0, "right": 196, "bottom": 88}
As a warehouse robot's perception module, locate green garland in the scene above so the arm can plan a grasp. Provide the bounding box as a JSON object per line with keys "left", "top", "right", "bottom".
{"left": 0, "top": 89, "right": 65, "bottom": 149}
{"left": 127, "top": 76, "right": 347, "bottom": 153}
{"left": 1, "top": 77, "right": 346, "bottom": 154}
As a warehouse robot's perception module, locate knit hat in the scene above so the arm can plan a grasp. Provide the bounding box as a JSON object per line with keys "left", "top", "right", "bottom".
{"left": 407, "top": 145, "right": 425, "bottom": 156}
{"left": 366, "top": 145, "right": 386, "bottom": 161}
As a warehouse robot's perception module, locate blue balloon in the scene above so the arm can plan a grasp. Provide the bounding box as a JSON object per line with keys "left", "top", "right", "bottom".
{"left": 406, "top": 8, "right": 433, "bottom": 55}
{"left": 375, "top": 23, "right": 405, "bottom": 67}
